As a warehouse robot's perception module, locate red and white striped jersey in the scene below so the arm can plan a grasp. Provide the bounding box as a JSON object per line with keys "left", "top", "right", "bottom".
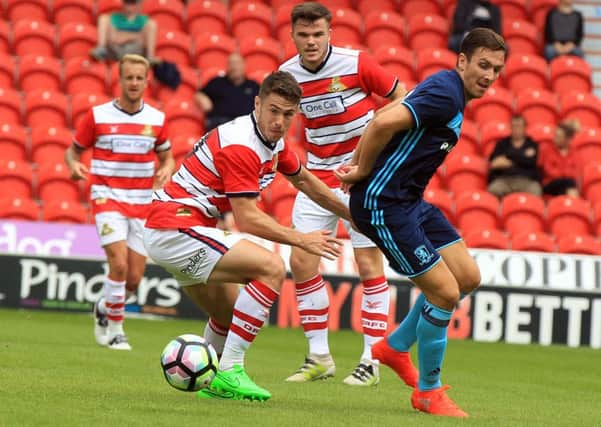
{"left": 74, "top": 100, "right": 171, "bottom": 218}
{"left": 145, "top": 114, "right": 301, "bottom": 229}
{"left": 280, "top": 46, "right": 398, "bottom": 187}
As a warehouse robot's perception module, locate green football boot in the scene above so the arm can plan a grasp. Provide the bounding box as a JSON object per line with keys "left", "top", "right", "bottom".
{"left": 208, "top": 365, "right": 271, "bottom": 401}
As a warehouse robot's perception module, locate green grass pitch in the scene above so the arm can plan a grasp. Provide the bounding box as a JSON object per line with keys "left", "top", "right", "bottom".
{"left": 1, "top": 308, "right": 600, "bottom": 427}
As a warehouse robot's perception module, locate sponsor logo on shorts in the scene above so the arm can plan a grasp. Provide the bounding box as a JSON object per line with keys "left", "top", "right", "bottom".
{"left": 414, "top": 245, "right": 434, "bottom": 265}
{"left": 100, "top": 223, "right": 114, "bottom": 236}
{"left": 176, "top": 207, "right": 193, "bottom": 217}
{"left": 180, "top": 248, "right": 208, "bottom": 276}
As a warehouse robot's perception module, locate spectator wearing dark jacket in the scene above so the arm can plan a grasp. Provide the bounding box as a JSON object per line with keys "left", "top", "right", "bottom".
{"left": 544, "top": 0, "right": 584, "bottom": 62}
{"left": 448, "top": 0, "right": 502, "bottom": 53}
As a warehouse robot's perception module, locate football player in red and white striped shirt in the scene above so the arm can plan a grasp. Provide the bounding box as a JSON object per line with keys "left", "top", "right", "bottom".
{"left": 143, "top": 71, "right": 351, "bottom": 401}
{"left": 279, "top": 2, "right": 409, "bottom": 386}
{"left": 65, "top": 54, "right": 174, "bottom": 351}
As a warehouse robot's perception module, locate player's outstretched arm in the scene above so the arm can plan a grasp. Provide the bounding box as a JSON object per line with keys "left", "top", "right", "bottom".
{"left": 285, "top": 166, "right": 351, "bottom": 222}
{"left": 230, "top": 196, "right": 342, "bottom": 260}
{"left": 64, "top": 144, "right": 88, "bottom": 181}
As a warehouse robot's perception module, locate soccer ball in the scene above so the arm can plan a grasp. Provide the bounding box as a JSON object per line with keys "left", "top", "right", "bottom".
{"left": 160, "top": 334, "right": 218, "bottom": 392}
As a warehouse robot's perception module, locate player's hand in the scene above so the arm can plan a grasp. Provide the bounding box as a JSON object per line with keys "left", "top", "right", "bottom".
{"left": 334, "top": 164, "right": 365, "bottom": 193}
{"left": 299, "top": 230, "right": 343, "bottom": 260}
{"left": 153, "top": 166, "right": 171, "bottom": 189}
{"left": 68, "top": 161, "right": 88, "bottom": 181}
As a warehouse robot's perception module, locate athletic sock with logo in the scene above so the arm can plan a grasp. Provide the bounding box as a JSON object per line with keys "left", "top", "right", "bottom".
{"left": 296, "top": 275, "right": 330, "bottom": 355}
{"left": 204, "top": 318, "right": 228, "bottom": 356}
{"left": 360, "top": 276, "right": 389, "bottom": 361}
{"left": 105, "top": 276, "right": 126, "bottom": 336}
{"left": 388, "top": 292, "right": 425, "bottom": 351}
{"left": 219, "top": 280, "right": 278, "bottom": 371}
{"left": 416, "top": 299, "right": 452, "bottom": 390}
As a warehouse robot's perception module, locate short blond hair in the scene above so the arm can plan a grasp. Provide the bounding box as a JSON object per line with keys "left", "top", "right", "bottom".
{"left": 119, "top": 54, "right": 150, "bottom": 76}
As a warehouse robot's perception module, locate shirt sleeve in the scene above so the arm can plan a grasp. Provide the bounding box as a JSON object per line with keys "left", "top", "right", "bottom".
{"left": 357, "top": 51, "right": 398, "bottom": 98}
{"left": 214, "top": 145, "right": 262, "bottom": 197}
{"left": 276, "top": 141, "right": 302, "bottom": 176}
{"left": 402, "top": 79, "right": 460, "bottom": 129}
{"left": 73, "top": 109, "right": 96, "bottom": 149}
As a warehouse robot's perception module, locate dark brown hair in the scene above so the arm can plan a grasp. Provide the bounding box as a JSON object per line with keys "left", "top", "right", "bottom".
{"left": 259, "top": 71, "right": 302, "bottom": 105}
{"left": 291, "top": 2, "right": 332, "bottom": 26}
{"left": 460, "top": 27, "right": 507, "bottom": 60}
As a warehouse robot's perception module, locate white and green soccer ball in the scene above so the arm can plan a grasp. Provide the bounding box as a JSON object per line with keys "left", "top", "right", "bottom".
{"left": 160, "top": 334, "right": 218, "bottom": 392}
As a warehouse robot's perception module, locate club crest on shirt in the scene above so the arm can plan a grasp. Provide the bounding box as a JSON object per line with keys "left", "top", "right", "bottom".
{"left": 109, "top": 125, "right": 119, "bottom": 133}
{"left": 100, "top": 223, "right": 114, "bottom": 236}
{"left": 327, "top": 76, "right": 347, "bottom": 93}
{"left": 141, "top": 124, "right": 155, "bottom": 137}
{"left": 414, "top": 245, "right": 434, "bottom": 265}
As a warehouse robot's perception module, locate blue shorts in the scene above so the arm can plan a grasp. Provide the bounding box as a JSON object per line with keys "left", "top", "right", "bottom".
{"left": 349, "top": 195, "right": 461, "bottom": 278}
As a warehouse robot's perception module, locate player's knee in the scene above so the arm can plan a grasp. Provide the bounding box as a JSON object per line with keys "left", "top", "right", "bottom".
{"left": 437, "top": 287, "right": 461, "bottom": 308}
{"left": 459, "top": 266, "right": 481, "bottom": 294}
{"left": 257, "top": 255, "right": 286, "bottom": 291}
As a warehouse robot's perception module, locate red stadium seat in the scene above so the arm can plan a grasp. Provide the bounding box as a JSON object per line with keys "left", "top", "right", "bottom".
{"left": 0, "top": 20, "right": 11, "bottom": 55}
{"left": 0, "top": 123, "right": 29, "bottom": 162}
{"left": 557, "top": 234, "right": 601, "bottom": 255}
{"left": 547, "top": 196, "right": 592, "bottom": 237}
{"left": 527, "top": 123, "right": 555, "bottom": 151}
{"left": 593, "top": 201, "right": 601, "bottom": 235}
{"left": 64, "top": 58, "right": 108, "bottom": 96}
{"left": 581, "top": 162, "right": 601, "bottom": 204}
{"left": 194, "top": 33, "right": 237, "bottom": 71}
{"left": 37, "top": 162, "right": 81, "bottom": 203}
{"left": 170, "top": 134, "right": 197, "bottom": 166}
{"left": 24, "top": 90, "right": 69, "bottom": 128}
{"left": 530, "top": 0, "right": 558, "bottom": 29}
{"left": 13, "top": 20, "right": 56, "bottom": 58}
{"left": 275, "top": 4, "right": 295, "bottom": 43}
{"left": 57, "top": 22, "right": 97, "bottom": 61}
{"left": 468, "top": 86, "right": 514, "bottom": 126}
{"left": 199, "top": 66, "right": 225, "bottom": 87}
{"left": 407, "top": 14, "right": 449, "bottom": 51}
{"left": 560, "top": 92, "right": 601, "bottom": 129}
{"left": 0, "top": 88, "right": 23, "bottom": 125}
{"left": 42, "top": 199, "right": 88, "bottom": 223}
{"left": 480, "top": 120, "right": 510, "bottom": 157}
{"left": 0, "top": 197, "right": 40, "bottom": 221}
{"left": 239, "top": 36, "right": 282, "bottom": 73}
{"left": 156, "top": 30, "right": 192, "bottom": 66}
{"left": 493, "top": 0, "right": 528, "bottom": 21}
{"left": 550, "top": 56, "right": 592, "bottom": 96}
{"left": 30, "top": 126, "right": 72, "bottom": 166}
{"left": 247, "top": 69, "right": 270, "bottom": 84}
{"left": 364, "top": 11, "right": 406, "bottom": 52}
{"left": 356, "top": 0, "right": 396, "bottom": 16}
{"left": 401, "top": 0, "right": 442, "bottom": 17}
{"left": 143, "top": 0, "right": 185, "bottom": 32}
{"left": 424, "top": 188, "right": 454, "bottom": 223}
{"left": 373, "top": 45, "right": 415, "bottom": 83}
{"left": 96, "top": 0, "right": 122, "bottom": 15}
{"left": 18, "top": 55, "right": 62, "bottom": 93}
{"left": 515, "top": 89, "right": 559, "bottom": 128}
{"left": 444, "top": 154, "right": 489, "bottom": 195}
{"left": 70, "top": 93, "right": 111, "bottom": 130}
{"left": 330, "top": 8, "right": 363, "bottom": 45}
{"left": 6, "top": 0, "right": 49, "bottom": 23}
{"left": 155, "top": 65, "right": 200, "bottom": 104}
{"left": 511, "top": 231, "right": 556, "bottom": 252}
{"left": 415, "top": 48, "right": 456, "bottom": 81}
{"left": 0, "top": 159, "right": 34, "bottom": 199}
{"left": 163, "top": 98, "right": 205, "bottom": 138}
{"left": 504, "top": 54, "right": 548, "bottom": 93}
{"left": 52, "top": 0, "right": 95, "bottom": 26}
{"left": 463, "top": 228, "right": 510, "bottom": 249}
{"left": 319, "top": 0, "right": 353, "bottom": 9}
{"left": 455, "top": 190, "right": 500, "bottom": 232}
{"left": 503, "top": 20, "right": 539, "bottom": 55}
{"left": 231, "top": 2, "right": 273, "bottom": 40}
{"left": 187, "top": 0, "right": 228, "bottom": 37}
{"left": 571, "top": 128, "right": 601, "bottom": 167}
{"left": 266, "top": 173, "right": 298, "bottom": 219}
{"left": 458, "top": 119, "right": 480, "bottom": 154}
{"left": 500, "top": 192, "right": 546, "bottom": 235}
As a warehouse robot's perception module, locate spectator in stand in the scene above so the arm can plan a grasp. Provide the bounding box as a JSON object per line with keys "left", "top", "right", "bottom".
{"left": 543, "top": 0, "right": 584, "bottom": 62}
{"left": 488, "top": 115, "right": 542, "bottom": 198}
{"left": 539, "top": 120, "right": 581, "bottom": 197}
{"left": 90, "top": 0, "right": 158, "bottom": 63}
{"left": 448, "top": 0, "right": 502, "bottom": 54}
{"left": 194, "top": 53, "right": 260, "bottom": 131}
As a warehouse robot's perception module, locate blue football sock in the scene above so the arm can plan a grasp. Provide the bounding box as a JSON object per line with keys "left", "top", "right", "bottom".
{"left": 387, "top": 292, "right": 425, "bottom": 352}
{"left": 416, "top": 300, "right": 453, "bottom": 391}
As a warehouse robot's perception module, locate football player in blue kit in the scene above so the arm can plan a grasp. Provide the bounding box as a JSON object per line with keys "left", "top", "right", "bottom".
{"left": 335, "top": 28, "right": 507, "bottom": 417}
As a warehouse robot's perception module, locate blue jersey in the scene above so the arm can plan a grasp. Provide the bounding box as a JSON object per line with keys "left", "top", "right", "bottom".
{"left": 357, "top": 70, "right": 465, "bottom": 208}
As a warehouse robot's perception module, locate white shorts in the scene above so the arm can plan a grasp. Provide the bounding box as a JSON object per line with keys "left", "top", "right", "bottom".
{"left": 94, "top": 211, "right": 147, "bottom": 256}
{"left": 292, "top": 188, "right": 375, "bottom": 249}
{"left": 142, "top": 226, "right": 244, "bottom": 287}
